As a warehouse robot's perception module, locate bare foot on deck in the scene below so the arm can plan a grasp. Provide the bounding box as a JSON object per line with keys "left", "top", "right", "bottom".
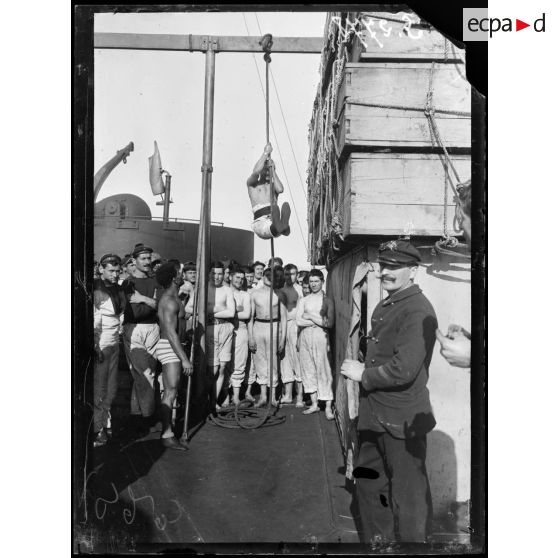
{"left": 232, "top": 398, "right": 241, "bottom": 407}
{"left": 295, "top": 400, "right": 305, "bottom": 408}
{"left": 271, "top": 398, "right": 279, "bottom": 407}
{"left": 303, "top": 405, "right": 319, "bottom": 415}
{"left": 280, "top": 397, "right": 293, "bottom": 405}
{"left": 255, "top": 398, "right": 268, "bottom": 408}
{"left": 245, "top": 393, "right": 255, "bottom": 403}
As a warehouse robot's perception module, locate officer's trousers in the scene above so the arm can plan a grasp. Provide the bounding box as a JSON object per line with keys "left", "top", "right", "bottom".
{"left": 354, "top": 430, "right": 433, "bottom": 543}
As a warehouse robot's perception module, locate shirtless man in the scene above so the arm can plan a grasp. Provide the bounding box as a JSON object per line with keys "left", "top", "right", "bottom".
{"left": 247, "top": 143, "right": 290, "bottom": 239}
{"left": 154, "top": 262, "right": 193, "bottom": 450}
{"left": 296, "top": 269, "right": 335, "bottom": 419}
{"left": 248, "top": 267, "right": 287, "bottom": 407}
{"left": 186, "top": 261, "right": 235, "bottom": 411}
{"left": 245, "top": 261, "right": 265, "bottom": 397}
{"left": 230, "top": 268, "right": 252, "bottom": 406}
{"left": 251, "top": 260, "right": 265, "bottom": 290}
{"left": 279, "top": 264, "right": 304, "bottom": 407}
{"left": 245, "top": 265, "right": 255, "bottom": 292}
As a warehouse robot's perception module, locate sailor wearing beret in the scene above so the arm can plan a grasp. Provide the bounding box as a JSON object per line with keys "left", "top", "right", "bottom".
{"left": 341, "top": 239, "right": 438, "bottom": 544}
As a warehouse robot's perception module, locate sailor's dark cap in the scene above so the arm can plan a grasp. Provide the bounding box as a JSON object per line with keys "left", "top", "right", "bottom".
{"left": 378, "top": 240, "right": 421, "bottom": 266}
{"left": 122, "top": 254, "right": 134, "bottom": 266}
{"left": 132, "top": 243, "right": 153, "bottom": 257}
{"left": 99, "top": 253, "right": 122, "bottom": 266}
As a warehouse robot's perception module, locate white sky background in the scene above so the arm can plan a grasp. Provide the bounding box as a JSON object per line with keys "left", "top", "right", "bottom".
{"left": 94, "top": 11, "right": 325, "bottom": 269}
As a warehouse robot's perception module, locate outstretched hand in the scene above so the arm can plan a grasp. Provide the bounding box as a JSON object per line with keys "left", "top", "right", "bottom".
{"left": 264, "top": 143, "right": 273, "bottom": 155}
{"left": 436, "top": 328, "right": 471, "bottom": 368}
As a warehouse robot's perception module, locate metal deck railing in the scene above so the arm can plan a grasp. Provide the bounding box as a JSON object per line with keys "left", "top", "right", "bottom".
{"left": 94, "top": 214, "right": 225, "bottom": 227}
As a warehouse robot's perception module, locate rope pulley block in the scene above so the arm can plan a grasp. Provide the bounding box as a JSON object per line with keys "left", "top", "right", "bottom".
{"left": 259, "top": 33, "right": 273, "bottom": 62}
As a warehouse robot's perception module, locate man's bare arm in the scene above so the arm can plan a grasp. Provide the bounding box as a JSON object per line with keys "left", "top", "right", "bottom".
{"left": 236, "top": 293, "right": 251, "bottom": 320}
{"left": 269, "top": 161, "right": 284, "bottom": 194}
{"left": 325, "top": 296, "right": 335, "bottom": 328}
{"left": 279, "top": 301, "right": 288, "bottom": 351}
{"left": 213, "top": 288, "right": 235, "bottom": 319}
{"left": 248, "top": 295, "right": 257, "bottom": 351}
{"left": 247, "top": 150, "right": 268, "bottom": 186}
{"left": 296, "top": 298, "right": 313, "bottom": 327}
{"left": 303, "top": 297, "right": 334, "bottom": 328}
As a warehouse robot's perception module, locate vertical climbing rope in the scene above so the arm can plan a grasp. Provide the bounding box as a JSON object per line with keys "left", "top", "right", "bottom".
{"left": 263, "top": 35, "right": 277, "bottom": 412}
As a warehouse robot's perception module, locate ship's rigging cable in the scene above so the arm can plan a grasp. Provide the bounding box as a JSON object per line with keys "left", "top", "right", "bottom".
{"left": 209, "top": 32, "right": 286, "bottom": 430}
{"left": 242, "top": 14, "right": 309, "bottom": 257}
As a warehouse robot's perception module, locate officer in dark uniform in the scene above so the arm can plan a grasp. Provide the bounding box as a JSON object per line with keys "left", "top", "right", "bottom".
{"left": 341, "top": 239, "right": 438, "bottom": 543}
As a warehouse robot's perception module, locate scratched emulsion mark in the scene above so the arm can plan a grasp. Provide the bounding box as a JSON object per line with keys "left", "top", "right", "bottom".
{"left": 330, "top": 12, "right": 424, "bottom": 50}
{"left": 77, "top": 469, "right": 204, "bottom": 551}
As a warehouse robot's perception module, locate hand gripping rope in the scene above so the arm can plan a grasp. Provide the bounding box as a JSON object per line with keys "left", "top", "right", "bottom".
{"left": 207, "top": 33, "right": 285, "bottom": 429}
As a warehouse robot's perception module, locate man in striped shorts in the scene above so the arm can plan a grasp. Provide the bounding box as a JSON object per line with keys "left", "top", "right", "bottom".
{"left": 155, "top": 261, "right": 193, "bottom": 450}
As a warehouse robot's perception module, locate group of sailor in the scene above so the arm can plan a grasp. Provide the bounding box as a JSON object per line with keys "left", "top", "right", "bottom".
{"left": 93, "top": 246, "right": 335, "bottom": 452}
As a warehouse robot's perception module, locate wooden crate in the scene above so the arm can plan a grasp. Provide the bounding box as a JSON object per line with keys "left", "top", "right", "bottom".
{"left": 349, "top": 12, "right": 465, "bottom": 62}
{"left": 341, "top": 152, "right": 471, "bottom": 237}
{"left": 336, "top": 62, "right": 471, "bottom": 152}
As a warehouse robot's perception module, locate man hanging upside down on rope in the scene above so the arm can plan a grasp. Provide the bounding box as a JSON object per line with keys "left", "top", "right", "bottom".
{"left": 247, "top": 143, "right": 291, "bottom": 239}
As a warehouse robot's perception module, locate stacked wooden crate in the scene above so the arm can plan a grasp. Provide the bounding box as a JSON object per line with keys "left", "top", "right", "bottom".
{"left": 307, "top": 10, "right": 471, "bottom": 263}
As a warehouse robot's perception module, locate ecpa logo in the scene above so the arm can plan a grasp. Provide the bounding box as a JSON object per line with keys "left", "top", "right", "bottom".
{"left": 463, "top": 8, "right": 546, "bottom": 40}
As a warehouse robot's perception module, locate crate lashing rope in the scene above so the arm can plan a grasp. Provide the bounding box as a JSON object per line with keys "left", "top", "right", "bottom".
{"left": 423, "top": 62, "right": 471, "bottom": 259}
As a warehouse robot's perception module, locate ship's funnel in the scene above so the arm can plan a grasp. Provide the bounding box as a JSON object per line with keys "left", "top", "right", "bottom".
{"left": 148, "top": 140, "right": 165, "bottom": 196}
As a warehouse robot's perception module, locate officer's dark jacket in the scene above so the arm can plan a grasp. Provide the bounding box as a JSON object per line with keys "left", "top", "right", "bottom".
{"left": 358, "top": 284, "right": 437, "bottom": 439}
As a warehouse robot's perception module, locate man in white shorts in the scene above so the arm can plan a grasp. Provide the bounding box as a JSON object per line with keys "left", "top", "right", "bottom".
{"left": 247, "top": 143, "right": 290, "bottom": 239}
{"left": 155, "top": 261, "right": 193, "bottom": 450}
{"left": 186, "top": 261, "right": 235, "bottom": 412}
